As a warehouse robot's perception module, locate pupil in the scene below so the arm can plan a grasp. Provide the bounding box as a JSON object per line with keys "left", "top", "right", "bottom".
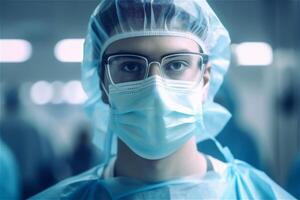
{"left": 128, "top": 65, "right": 136, "bottom": 70}
{"left": 173, "top": 63, "right": 181, "bottom": 69}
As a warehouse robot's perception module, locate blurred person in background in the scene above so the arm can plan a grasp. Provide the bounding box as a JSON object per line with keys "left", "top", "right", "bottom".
{"left": 30, "top": 0, "right": 295, "bottom": 199}
{"left": 0, "top": 86, "right": 56, "bottom": 199}
{"left": 68, "top": 123, "right": 104, "bottom": 175}
{"left": 0, "top": 138, "right": 20, "bottom": 200}
{"left": 286, "top": 153, "right": 300, "bottom": 199}
{"left": 197, "top": 80, "right": 261, "bottom": 169}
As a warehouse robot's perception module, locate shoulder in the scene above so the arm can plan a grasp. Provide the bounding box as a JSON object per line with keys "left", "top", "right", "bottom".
{"left": 29, "top": 165, "right": 105, "bottom": 200}
{"left": 0, "top": 140, "right": 19, "bottom": 200}
{"left": 217, "top": 159, "right": 296, "bottom": 199}
{"left": 207, "top": 155, "right": 228, "bottom": 173}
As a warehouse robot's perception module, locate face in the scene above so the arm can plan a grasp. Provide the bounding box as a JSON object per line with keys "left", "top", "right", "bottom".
{"left": 101, "top": 36, "right": 210, "bottom": 103}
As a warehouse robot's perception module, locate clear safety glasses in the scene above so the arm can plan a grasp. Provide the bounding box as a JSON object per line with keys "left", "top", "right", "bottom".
{"left": 105, "top": 53, "right": 208, "bottom": 85}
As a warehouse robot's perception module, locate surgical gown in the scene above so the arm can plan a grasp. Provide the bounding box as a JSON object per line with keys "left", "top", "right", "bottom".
{"left": 30, "top": 156, "right": 296, "bottom": 200}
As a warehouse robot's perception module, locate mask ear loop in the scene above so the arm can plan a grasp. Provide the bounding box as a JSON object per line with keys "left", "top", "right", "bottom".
{"left": 98, "top": 63, "right": 116, "bottom": 164}
{"left": 100, "top": 81, "right": 109, "bottom": 101}
{"left": 102, "top": 118, "right": 116, "bottom": 164}
{"left": 100, "top": 64, "right": 112, "bottom": 104}
{"left": 100, "top": 80, "right": 120, "bottom": 165}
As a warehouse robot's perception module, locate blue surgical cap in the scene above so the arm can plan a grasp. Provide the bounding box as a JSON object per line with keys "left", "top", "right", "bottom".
{"left": 81, "top": 0, "right": 231, "bottom": 155}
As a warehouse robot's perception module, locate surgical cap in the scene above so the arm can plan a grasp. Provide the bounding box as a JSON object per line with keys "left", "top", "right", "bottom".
{"left": 82, "top": 0, "right": 231, "bottom": 155}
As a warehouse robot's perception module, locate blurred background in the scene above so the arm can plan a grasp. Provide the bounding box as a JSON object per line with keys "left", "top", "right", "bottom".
{"left": 0, "top": 0, "right": 299, "bottom": 199}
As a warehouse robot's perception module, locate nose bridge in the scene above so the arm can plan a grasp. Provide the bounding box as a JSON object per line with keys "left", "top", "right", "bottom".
{"left": 147, "top": 61, "right": 161, "bottom": 77}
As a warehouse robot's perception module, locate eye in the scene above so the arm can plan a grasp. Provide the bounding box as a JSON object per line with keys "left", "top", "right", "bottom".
{"left": 165, "top": 61, "right": 189, "bottom": 72}
{"left": 120, "top": 62, "right": 143, "bottom": 73}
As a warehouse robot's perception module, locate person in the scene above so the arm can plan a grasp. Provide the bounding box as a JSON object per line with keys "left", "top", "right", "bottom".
{"left": 68, "top": 124, "right": 104, "bottom": 175}
{"left": 286, "top": 153, "right": 300, "bottom": 199}
{"left": 30, "top": 0, "right": 295, "bottom": 199}
{"left": 0, "top": 86, "right": 56, "bottom": 199}
{"left": 0, "top": 139, "right": 20, "bottom": 200}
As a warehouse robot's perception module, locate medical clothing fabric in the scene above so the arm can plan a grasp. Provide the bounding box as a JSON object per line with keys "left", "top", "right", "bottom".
{"left": 81, "top": 0, "right": 231, "bottom": 157}
{"left": 0, "top": 139, "right": 20, "bottom": 200}
{"left": 30, "top": 156, "right": 296, "bottom": 200}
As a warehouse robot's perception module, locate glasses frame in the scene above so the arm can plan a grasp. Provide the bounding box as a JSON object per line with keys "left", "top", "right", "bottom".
{"left": 104, "top": 52, "right": 209, "bottom": 86}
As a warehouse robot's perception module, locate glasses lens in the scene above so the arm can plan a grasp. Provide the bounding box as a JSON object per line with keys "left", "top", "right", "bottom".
{"left": 108, "top": 55, "right": 147, "bottom": 84}
{"left": 161, "top": 54, "right": 204, "bottom": 81}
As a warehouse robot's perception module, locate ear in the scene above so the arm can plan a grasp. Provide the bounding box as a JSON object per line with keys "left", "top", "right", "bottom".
{"left": 201, "top": 63, "right": 211, "bottom": 103}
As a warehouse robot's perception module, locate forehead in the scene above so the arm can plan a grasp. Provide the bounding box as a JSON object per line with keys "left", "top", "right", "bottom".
{"left": 104, "top": 36, "right": 201, "bottom": 59}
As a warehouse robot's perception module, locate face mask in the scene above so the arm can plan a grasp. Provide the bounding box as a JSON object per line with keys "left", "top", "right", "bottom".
{"left": 106, "top": 75, "right": 205, "bottom": 160}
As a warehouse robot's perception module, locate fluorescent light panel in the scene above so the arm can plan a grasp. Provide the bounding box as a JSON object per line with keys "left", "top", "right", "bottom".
{"left": 0, "top": 39, "right": 32, "bottom": 63}
{"left": 233, "top": 42, "right": 273, "bottom": 66}
{"left": 54, "top": 39, "right": 84, "bottom": 62}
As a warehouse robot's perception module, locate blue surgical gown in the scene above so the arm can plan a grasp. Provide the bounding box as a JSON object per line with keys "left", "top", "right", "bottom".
{"left": 30, "top": 156, "right": 296, "bottom": 200}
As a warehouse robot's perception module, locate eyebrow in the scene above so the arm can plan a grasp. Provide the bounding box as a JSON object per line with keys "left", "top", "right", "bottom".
{"left": 104, "top": 48, "right": 202, "bottom": 60}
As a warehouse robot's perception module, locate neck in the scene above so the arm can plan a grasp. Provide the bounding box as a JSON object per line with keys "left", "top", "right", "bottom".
{"left": 114, "top": 137, "right": 207, "bottom": 182}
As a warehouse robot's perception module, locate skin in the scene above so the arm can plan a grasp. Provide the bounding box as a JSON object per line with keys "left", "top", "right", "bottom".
{"left": 101, "top": 36, "right": 211, "bottom": 182}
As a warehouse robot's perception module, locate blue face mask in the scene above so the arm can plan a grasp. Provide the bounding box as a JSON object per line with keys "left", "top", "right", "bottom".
{"left": 107, "top": 75, "right": 205, "bottom": 160}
